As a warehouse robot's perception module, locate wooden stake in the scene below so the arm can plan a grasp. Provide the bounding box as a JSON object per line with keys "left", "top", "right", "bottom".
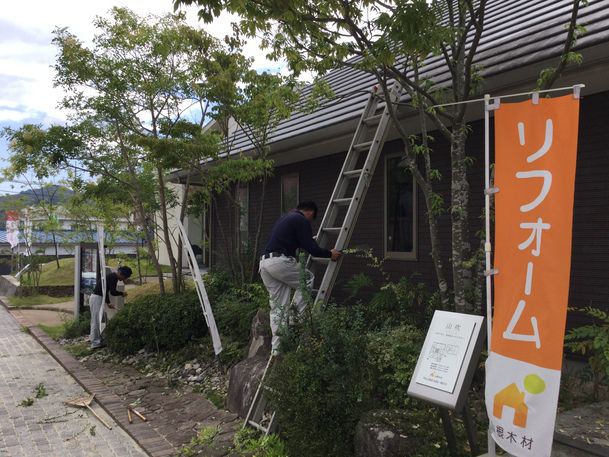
{"left": 130, "top": 407, "right": 147, "bottom": 422}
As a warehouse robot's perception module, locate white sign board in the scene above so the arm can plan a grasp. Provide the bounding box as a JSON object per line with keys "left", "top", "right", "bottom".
{"left": 408, "top": 310, "right": 485, "bottom": 411}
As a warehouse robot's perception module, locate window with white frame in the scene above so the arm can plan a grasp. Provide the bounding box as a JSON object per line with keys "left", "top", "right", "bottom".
{"left": 385, "top": 155, "right": 417, "bottom": 260}
{"left": 281, "top": 173, "right": 299, "bottom": 214}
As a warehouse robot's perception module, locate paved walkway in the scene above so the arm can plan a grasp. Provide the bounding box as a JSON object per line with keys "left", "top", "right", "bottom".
{"left": 0, "top": 305, "right": 147, "bottom": 457}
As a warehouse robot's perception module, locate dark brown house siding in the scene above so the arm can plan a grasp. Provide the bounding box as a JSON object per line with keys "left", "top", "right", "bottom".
{"left": 210, "top": 90, "right": 609, "bottom": 326}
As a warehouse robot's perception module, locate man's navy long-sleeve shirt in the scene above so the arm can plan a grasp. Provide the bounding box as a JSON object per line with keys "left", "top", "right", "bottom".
{"left": 93, "top": 272, "right": 125, "bottom": 304}
{"left": 263, "top": 210, "right": 332, "bottom": 258}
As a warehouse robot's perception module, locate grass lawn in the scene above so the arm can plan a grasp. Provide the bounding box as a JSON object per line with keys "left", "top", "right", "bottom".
{"left": 126, "top": 279, "right": 181, "bottom": 303}
{"left": 34, "top": 257, "right": 172, "bottom": 287}
{"left": 115, "top": 258, "right": 172, "bottom": 279}
{"left": 38, "top": 258, "right": 75, "bottom": 286}
{"left": 8, "top": 295, "right": 73, "bottom": 308}
{"left": 39, "top": 323, "right": 67, "bottom": 340}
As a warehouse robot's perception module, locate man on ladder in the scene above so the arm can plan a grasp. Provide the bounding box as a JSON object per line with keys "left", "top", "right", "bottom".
{"left": 259, "top": 201, "right": 342, "bottom": 355}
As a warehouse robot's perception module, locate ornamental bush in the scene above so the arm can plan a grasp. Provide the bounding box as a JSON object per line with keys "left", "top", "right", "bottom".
{"left": 267, "top": 305, "right": 372, "bottom": 457}
{"left": 367, "top": 324, "right": 425, "bottom": 408}
{"left": 104, "top": 272, "right": 268, "bottom": 358}
{"left": 105, "top": 290, "right": 207, "bottom": 355}
{"left": 63, "top": 311, "right": 91, "bottom": 339}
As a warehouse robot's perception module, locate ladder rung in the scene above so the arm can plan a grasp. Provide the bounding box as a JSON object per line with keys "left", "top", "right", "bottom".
{"left": 363, "top": 113, "right": 383, "bottom": 124}
{"left": 311, "top": 257, "right": 330, "bottom": 264}
{"left": 333, "top": 197, "right": 352, "bottom": 206}
{"left": 343, "top": 169, "right": 362, "bottom": 178}
{"left": 323, "top": 227, "right": 342, "bottom": 234}
{"left": 248, "top": 420, "right": 270, "bottom": 433}
{"left": 353, "top": 140, "right": 373, "bottom": 150}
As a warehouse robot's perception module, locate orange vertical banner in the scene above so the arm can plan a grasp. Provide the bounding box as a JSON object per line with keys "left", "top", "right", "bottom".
{"left": 485, "top": 94, "right": 579, "bottom": 457}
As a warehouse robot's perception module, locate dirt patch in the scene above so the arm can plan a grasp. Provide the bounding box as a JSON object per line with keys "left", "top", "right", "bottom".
{"left": 556, "top": 401, "right": 609, "bottom": 449}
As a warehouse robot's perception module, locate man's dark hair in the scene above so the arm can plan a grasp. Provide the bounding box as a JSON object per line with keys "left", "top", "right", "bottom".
{"left": 297, "top": 201, "right": 318, "bottom": 218}
{"left": 117, "top": 266, "right": 133, "bottom": 279}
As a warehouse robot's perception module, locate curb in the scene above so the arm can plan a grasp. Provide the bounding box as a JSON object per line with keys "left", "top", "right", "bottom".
{"left": 7, "top": 305, "right": 74, "bottom": 314}
{"left": 3, "top": 302, "right": 176, "bottom": 457}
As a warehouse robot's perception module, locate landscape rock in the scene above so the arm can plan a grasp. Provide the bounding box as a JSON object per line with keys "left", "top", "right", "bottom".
{"left": 226, "top": 356, "right": 268, "bottom": 418}
{"left": 354, "top": 410, "right": 420, "bottom": 457}
{"left": 247, "top": 309, "right": 272, "bottom": 359}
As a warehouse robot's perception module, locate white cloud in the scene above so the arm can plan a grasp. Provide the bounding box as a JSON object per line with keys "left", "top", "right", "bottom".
{"left": 0, "top": 110, "right": 31, "bottom": 122}
{"left": 0, "top": 0, "right": 285, "bottom": 192}
{"left": 0, "top": 0, "right": 278, "bottom": 129}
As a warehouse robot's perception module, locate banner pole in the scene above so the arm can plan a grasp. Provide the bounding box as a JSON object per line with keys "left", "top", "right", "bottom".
{"left": 484, "top": 93, "right": 497, "bottom": 457}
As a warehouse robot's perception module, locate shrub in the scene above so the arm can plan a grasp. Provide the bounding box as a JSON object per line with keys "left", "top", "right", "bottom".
{"left": 203, "top": 270, "right": 236, "bottom": 301}
{"left": 105, "top": 290, "right": 207, "bottom": 355}
{"left": 267, "top": 305, "right": 371, "bottom": 457}
{"left": 361, "top": 276, "right": 439, "bottom": 330}
{"left": 234, "top": 428, "right": 288, "bottom": 457}
{"left": 213, "top": 281, "right": 268, "bottom": 344}
{"left": 367, "top": 324, "right": 425, "bottom": 408}
{"left": 104, "top": 272, "right": 268, "bottom": 359}
{"left": 565, "top": 306, "right": 609, "bottom": 399}
{"left": 63, "top": 312, "right": 91, "bottom": 339}
{"left": 206, "top": 272, "right": 268, "bottom": 365}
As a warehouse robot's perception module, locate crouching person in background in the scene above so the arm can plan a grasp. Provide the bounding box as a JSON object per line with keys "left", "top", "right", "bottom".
{"left": 89, "top": 266, "right": 132, "bottom": 350}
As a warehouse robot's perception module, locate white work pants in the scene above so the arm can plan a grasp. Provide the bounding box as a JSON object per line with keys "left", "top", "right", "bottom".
{"left": 89, "top": 294, "right": 104, "bottom": 348}
{"left": 259, "top": 256, "right": 314, "bottom": 352}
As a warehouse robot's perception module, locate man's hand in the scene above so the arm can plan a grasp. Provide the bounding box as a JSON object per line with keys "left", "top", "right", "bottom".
{"left": 330, "top": 249, "right": 342, "bottom": 262}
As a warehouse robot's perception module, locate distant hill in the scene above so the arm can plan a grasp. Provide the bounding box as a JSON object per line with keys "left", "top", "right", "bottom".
{"left": 0, "top": 186, "right": 74, "bottom": 228}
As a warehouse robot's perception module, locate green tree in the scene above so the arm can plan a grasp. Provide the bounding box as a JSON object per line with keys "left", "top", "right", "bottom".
{"left": 2, "top": 8, "right": 226, "bottom": 293}
{"left": 190, "top": 64, "right": 300, "bottom": 283}
{"left": 178, "top": 0, "right": 587, "bottom": 312}
{"left": 52, "top": 7, "right": 224, "bottom": 293}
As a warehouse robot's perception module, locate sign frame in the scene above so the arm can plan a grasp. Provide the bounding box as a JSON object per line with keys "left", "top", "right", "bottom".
{"left": 73, "top": 242, "right": 99, "bottom": 318}
{"left": 408, "top": 310, "right": 486, "bottom": 412}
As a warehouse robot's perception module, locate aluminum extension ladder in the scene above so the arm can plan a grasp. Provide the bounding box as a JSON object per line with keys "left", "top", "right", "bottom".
{"left": 243, "top": 354, "right": 277, "bottom": 435}
{"left": 309, "top": 81, "right": 403, "bottom": 304}
{"left": 243, "top": 83, "right": 402, "bottom": 435}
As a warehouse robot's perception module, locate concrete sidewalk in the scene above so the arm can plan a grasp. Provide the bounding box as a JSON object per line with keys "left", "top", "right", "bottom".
{"left": 0, "top": 305, "right": 147, "bottom": 457}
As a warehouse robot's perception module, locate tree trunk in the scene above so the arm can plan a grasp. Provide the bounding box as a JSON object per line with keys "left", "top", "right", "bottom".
{"left": 156, "top": 166, "right": 180, "bottom": 294}
{"left": 115, "top": 128, "right": 165, "bottom": 293}
{"left": 422, "top": 185, "right": 449, "bottom": 304}
{"left": 139, "top": 208, "right": 165, "bottom": 294}
{"left": 411, "top": 70, "right": 450, "bottom": 307}
{"left": 176, "top": 178, "right": 191, "bottom": 291}
{"left": 249, "top": 177, "right": 267, "bottom": 283}
{"left": 135, "top": 238, "right": 143, "bottom": 286}
{"left": 450, "top": 125, "right": 471, "bottom": 313}
{"left": 52, "top": 232, "right": 60, "bottom": 268}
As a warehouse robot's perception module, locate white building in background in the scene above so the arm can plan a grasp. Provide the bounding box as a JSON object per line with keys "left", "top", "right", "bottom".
{"left": 0, "top": 206, "right": 138, "bottom": 257}
{"left": 155, "top": 182, "right": 210, "bottom": 269}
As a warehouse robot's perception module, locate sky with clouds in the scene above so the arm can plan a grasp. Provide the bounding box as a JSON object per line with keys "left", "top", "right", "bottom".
{"left": 0, "top": 0, "right": 277, "bottom": 196}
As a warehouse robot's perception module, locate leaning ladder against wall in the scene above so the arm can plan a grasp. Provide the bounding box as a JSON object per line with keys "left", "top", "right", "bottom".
{"left": 244, "top": 82, "right": 403, "bottom": 436}
{"left": 176, "top": 218, "right": 223, "bottom": 355}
